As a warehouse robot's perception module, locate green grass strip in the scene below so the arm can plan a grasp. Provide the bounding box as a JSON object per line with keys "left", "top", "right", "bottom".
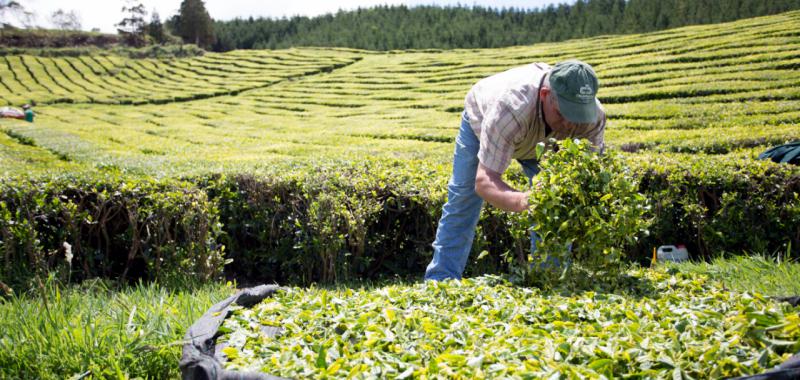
{"left": 0, "top": 278, "right": 233, "bottom": 379}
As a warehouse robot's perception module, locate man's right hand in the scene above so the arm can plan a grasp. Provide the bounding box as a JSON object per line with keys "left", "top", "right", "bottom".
{"left": 475, "top": 163, "right": 530, "bottom": 213}
{"left": 513, "top": 191, "right": 532, "bottom": 213}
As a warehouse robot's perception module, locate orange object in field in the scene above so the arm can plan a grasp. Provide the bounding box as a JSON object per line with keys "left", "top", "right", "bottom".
{"left": 651, "top": 247, "right": 657, "bottom": 266}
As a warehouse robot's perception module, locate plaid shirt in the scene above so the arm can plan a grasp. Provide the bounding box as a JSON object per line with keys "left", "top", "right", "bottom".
{"left": 464, "top": 62, "right": 606, "bottom": 174}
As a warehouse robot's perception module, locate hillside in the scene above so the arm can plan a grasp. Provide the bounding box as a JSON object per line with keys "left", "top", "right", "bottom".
{"left": 1, "top": 10, "right": 800, "bottom": 380}
{"left": 1, "top": 11, "right": 798, "bottom": 174}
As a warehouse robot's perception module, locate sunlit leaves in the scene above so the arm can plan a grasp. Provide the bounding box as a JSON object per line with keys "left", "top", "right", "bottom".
{"left": 520, "top": 139, "right": 651, "bottom": 287}
{"left": 217, "top": 269, "right": 800, "bottom": 379}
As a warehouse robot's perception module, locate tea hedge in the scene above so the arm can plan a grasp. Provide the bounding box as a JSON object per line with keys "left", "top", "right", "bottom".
{"left": 0, "top": 174, "right": 225, "bottom": 288}
{"left": 633, "top": 154, "right": 800, "bottom": 260}
{"left": 205, "top": 157, "right": 797, "bottom": 286}
{"left": 0, "top": 154, "right": 796, "bottom": 288}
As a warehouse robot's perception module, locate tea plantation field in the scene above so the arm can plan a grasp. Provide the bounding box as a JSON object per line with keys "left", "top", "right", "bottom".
{"left": 0, "top": 10, "right": 799, "bottom": 380}
{"left": 1, "top": 12, "right": 799, "bottom": 176}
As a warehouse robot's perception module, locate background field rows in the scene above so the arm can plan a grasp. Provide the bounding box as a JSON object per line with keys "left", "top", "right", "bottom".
{"left": 1, "top": 11, "right": 799, "bottom": 177}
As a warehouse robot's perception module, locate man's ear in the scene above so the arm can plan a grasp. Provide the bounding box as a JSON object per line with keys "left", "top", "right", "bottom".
{"left": 539, "top": 86, "right": 550, "bottom": 99}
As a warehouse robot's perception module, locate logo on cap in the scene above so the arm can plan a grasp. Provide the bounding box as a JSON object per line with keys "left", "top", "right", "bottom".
{"left": 577, "top": 84, "right": 594, "bottom": 101}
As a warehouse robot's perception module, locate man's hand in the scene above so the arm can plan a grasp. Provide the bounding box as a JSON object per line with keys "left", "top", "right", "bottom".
{"left": 506, "top": 190, "right": 531, "bottom": 213}
{"left": 517, "top": 190, "right": 532, "bottom": 212}
{"left": 475, "top": 163, "right": 530, "bottom": 213}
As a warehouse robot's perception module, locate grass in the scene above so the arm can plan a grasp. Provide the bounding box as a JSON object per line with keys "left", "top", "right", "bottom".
{"left": 667, "top": 254, "right": 800, "bottom": 296}
{"left": 0, "top": 256, "right": 797, "bottom": 379}
{"left": 0, "top": 277, "right": 234, "bottom": 379}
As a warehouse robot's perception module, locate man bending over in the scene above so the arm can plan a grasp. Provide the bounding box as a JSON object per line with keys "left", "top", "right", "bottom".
{"left": 425, "top": 59, "right": 606, "bottom": 281}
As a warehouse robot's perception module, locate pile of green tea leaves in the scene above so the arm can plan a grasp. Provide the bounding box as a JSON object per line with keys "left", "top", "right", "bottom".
{"left": 217, "top": 268, "right": 800, "bottom": 379}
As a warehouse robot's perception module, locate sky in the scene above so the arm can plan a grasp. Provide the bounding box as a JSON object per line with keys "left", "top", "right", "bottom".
{"left": 9, "top": 0, "right": 572, "bottom": 33}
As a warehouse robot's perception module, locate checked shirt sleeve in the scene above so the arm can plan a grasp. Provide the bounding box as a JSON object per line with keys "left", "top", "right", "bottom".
{"left": 478, "top": 100, "right": 522, "bottom": 174}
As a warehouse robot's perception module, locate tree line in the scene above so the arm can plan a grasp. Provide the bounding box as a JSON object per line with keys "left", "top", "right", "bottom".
{"left": 3, "top": 0, "right": 799, "bottom": 51}
{"left": 210, "top": 0, "right": 800, "bottom": 51}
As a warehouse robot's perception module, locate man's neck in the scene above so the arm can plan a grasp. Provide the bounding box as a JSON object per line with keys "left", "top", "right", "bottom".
{"left": 540, "top": 97, "right": 553, "bottom": 136}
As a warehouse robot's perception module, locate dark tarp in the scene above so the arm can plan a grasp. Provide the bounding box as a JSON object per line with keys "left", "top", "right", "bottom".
{"left": 729, "top": 354, "right": 800, "bottom": 380}
{"left": 758, "top": 141, "right": 800, "bottom": 165}
{"left": 181, "top": 285, "right": 800, "bottom": 380}
{"left": 180, "top": 284, "right": 288, "bottom": 380}
{"left": 776, "top": 296, "right": 800, "bottom": 307}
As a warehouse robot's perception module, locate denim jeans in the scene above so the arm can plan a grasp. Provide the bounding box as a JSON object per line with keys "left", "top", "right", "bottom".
{"left": 424, "top": 113, "right": 541, "bottom": 281}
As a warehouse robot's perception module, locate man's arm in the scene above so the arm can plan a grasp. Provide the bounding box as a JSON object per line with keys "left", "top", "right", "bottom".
{"left": 475, "top": 163, "right": 530, "bottom": 213}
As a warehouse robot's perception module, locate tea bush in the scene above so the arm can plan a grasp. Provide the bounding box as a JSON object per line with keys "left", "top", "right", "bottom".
{"left": 0, "top": 173, "right": 225, "bottom": 289}
{"left": 518, "top": 139, "right": 650, "bottom": 287}
{"left": 634, "top": 154, "right": 800, "bottom": 261}
{"left": 1, "top": 156, "right": 797, "bottom": 288}
{"left": 200, "top": 160, "right": 446, "bottom": 285}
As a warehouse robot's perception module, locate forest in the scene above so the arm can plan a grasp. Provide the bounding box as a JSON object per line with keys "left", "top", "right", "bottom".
{"left": 210, "top": 0, "right": 800, "bottom": 51}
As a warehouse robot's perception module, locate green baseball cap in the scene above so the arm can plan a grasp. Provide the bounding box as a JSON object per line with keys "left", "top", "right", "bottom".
{"left": 549, "top": 59, "right": 599, "bottom": 124}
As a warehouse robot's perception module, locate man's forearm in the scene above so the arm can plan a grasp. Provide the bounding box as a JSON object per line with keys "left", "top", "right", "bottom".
{"left": 475, "top": 163, "right": 529, "bottom": 212}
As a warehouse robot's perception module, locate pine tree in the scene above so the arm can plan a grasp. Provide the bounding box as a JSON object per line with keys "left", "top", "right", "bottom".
{"left": 147, "top": 10, "right": 166, "bottom": 44}
{"left": 176, "top": 0, "right": 215, "bottom": 48}
{"left": 0, "top": 0, "right": 21, "bottom": 15}
{"left": 0, "top": 0, "right": 33, "bottom": 28}
{"left": 116, "top": 0, "right": 147, "bottom": 46}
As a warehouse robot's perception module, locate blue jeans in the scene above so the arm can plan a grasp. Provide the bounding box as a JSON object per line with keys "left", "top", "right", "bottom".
{"left": 424, "top": 114, "right": 541, "bottom": 281}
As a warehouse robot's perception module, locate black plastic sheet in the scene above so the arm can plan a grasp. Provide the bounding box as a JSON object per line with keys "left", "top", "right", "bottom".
{"left": 180, "top": 284, "right": 288, "bottom": 380}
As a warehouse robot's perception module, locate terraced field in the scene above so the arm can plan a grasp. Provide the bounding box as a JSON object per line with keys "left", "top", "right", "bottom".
{"left": 0, "top": 49, "right": 362, "bottom": 105}
{"left": 1, "top": 12, "right": 799, "bottom": 380}
{"left": 1, "top": 11, "right": 798, "bottom": 178}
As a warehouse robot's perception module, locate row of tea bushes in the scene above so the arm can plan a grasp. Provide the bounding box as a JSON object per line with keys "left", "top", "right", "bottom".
{"left": 633, "top": 153, "right": 800, "bottom": 260}
{"left": 202, "top": 159, "right": 450, "bottom": 286}
{"left": 205, "top": 155, "right": 800, "bottom": 285}
{"left": 0, "top": 49, "right": 363, "bottom": 106}
{"left": 1, "top": 154, "right": 797, "bottom": 288}
{"left": 0, "top": 174, "right": 225, "bottom": 290}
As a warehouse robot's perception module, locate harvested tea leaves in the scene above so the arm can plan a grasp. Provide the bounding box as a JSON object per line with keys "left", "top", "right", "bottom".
{"left": 217, "top": 268, "right": 800, "bottom": 379}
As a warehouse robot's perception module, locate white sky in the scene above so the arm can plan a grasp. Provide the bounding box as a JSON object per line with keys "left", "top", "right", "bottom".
{"left": 11, "top": 0, "right": 572, "bottom": 33}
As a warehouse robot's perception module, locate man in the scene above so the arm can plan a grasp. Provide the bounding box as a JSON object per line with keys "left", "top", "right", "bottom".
{"left": 424, "top": 59, "right": 606, "bottom": 281}
{"left": 22, "top": 104, "right": 34, "bottom": 123}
